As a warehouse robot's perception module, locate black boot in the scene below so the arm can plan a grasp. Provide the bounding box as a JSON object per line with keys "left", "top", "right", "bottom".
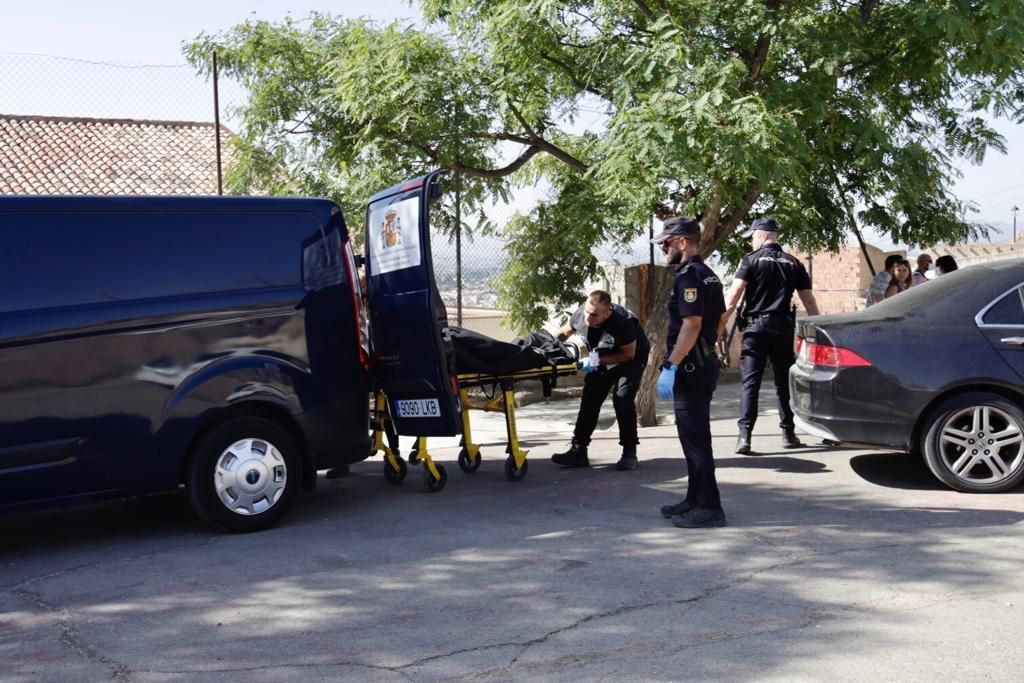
{"left": 660, "top": 500, "right": 692, "bottom": 519}
{"left": 552, "top": 442, "right": 589, "bottom": 467}
{"left": 782, "top": 429, "right": 803, "bottom": 449}
{"left": 615, "top": 449, "right": 638, "bottom": 470}
{"left": 735, "top": 429, "right": 752, "bottom": 455}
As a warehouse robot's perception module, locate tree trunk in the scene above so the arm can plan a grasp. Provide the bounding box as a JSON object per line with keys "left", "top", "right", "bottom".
{"left": 636, "top": 267, "right": 675, "bottom": 427}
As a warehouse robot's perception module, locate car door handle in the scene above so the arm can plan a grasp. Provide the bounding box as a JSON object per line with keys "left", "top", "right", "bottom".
{"left": 1000, "top": 337, "right": 1024, "bottom": 345}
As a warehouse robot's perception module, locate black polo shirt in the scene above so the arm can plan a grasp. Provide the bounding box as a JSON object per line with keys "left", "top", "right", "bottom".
{"left": 666, "top": 255, "right": 725, "bottom": 356}
{"left": 571, "top": 303, "right": 650, "bottom": 366}
{"left": 735, "top": 243, "right": 811, "bottom": 315}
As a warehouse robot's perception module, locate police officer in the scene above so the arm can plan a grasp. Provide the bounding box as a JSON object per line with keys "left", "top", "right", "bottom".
{"left": 551, "top": 290, "right": 651, "bottom": 470}
{"left": 723, "top": 218, "right": 819, "bottom": 454}
{"left": 653, "top": 216, "right": 728, "bottom": 529}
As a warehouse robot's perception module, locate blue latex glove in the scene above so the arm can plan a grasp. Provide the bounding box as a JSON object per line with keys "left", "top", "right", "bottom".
{"left": 579, "top": 357, "right": 597, "bottom": 373}
{"left": 657, "top": 365, "right": 677, "bottom": 399}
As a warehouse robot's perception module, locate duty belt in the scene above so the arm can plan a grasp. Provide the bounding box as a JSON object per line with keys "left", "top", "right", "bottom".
{"left": 684, "top": 336, "right": 716, "bottom": 370}
{"left": 748, "top": 311, "right": 794, "bottom": 328}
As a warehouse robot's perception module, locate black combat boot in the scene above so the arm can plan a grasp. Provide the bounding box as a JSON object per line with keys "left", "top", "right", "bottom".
{"left": 551, "top": 442, "right": 590, "bottom": 467}
{"left": 782, "top": 428, "right": 803, "bottom": 449}
{"left": 610, "top": 454, "right": 634, "bottom": 471}
{"left": 660, "top": 500, "right": 693, "bottom": 519}
{"left": 671, "top": 506, "right": 727, "bottom": 528}
{"left": 735, "top": 429, "right": 752, "bottom": 455}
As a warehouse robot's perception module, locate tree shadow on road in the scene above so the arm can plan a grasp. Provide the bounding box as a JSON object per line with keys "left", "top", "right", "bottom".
{"left": 4, "top": 450, "right": 1024, "bottom": 681}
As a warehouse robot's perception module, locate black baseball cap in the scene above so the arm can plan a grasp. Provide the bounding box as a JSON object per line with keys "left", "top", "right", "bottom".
{"left": 650, "top": 216, "right": 701, "bottom": 244}
{"left": 741, "top": 217, "right": 779, "bottom": 239}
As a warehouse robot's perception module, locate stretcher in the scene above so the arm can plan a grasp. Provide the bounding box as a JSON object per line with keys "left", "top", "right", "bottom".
{"left": 375, "top": 361, "right": 580, "bottom": 491}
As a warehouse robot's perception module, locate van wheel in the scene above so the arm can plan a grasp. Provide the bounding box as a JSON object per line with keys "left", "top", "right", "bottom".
{"left": 187, "top": 416, "right": 300, "bottom": 532}
{"left": 922, "top": 392, "right": 1024, "bottom": 492}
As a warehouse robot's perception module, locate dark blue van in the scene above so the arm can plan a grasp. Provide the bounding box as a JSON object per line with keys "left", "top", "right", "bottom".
{"left": 1, "top": 195, "right": 373, "bottom": 532}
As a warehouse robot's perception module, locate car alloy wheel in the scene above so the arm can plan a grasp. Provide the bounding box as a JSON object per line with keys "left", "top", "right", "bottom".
{"left": 923, "top": 393, "right": 1024, "bottom": 492}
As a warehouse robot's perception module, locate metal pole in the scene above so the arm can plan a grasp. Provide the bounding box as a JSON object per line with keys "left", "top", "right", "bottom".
{"left": 455, "top": 162, "right": 463, "bottom": 327}
{"left": 648, "top": 214, "right": 655, "bottom": 322}
{"left": 648, "top": 214, "right": 654, "bottom": 268}
{"left": 1013, "top": 205, "right": 1019, "bottom": 243}
{"left": 212, "top": 51, "right": 223, "bottom": 196}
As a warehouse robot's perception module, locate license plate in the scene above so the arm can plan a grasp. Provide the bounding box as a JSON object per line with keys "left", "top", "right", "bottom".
{"left": 395, "top": 398, "right": 440, "bottom": 418}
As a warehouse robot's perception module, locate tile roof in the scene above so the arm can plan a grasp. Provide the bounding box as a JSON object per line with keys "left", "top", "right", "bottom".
{"left": 0, "top": 114, "right": 233, "bottom": 195}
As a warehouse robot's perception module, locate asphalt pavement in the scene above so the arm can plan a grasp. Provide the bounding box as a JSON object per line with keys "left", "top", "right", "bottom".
{"left": 3, "top": 381, "right": 1024, "bottom": 681}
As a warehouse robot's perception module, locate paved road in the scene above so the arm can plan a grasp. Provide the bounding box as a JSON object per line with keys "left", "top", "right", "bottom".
{"left": 3, "top": 382, "right": 1024, "bottom": 681}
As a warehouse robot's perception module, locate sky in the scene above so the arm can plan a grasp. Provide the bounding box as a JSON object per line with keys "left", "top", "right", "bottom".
{"left": 2, "top": 0, "right": 1022, "bottom": 258}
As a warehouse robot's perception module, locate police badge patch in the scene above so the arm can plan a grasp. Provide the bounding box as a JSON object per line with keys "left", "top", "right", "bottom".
{"left": 683, "top": 288, "right": 698, "bottom": 303}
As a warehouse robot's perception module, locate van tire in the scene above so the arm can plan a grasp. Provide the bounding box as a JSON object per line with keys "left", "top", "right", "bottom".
{"left": 187, "top": 416, "right": 300, "bottom": 532}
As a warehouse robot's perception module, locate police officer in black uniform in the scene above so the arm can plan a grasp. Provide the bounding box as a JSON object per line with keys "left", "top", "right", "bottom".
{"left": 652, "top": 217, "right": 729, "bottom": 529}
{"left": 551, "top": 290, "right": 650, "bottom": 470}
{"left": 724, "top": 218, "right": 819, "bottom": 454}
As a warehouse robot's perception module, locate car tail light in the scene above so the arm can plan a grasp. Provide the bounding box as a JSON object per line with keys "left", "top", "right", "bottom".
{"left": 342, "top": 238, "right": 372, "bottom": 373}
{"left": 799, "top": 340, "right": 871, "bottom": 368}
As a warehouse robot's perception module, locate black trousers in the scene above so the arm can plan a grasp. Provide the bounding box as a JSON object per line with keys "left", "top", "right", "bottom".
{"left": 572, "top": 361, "right": 643, "bottom": 451}
{"left": 739, "top": 319, "right": 796, "bottom": 433}
{"left": 674, "top": 356, "right": 722, "bottom": 510}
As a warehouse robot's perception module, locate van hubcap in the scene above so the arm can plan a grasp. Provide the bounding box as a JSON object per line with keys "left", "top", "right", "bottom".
{"left": 938, "top": 406, "right": 1024, "bottom": 486}
{"left": 214, "top": 439, "right": 287, "bottom": 515}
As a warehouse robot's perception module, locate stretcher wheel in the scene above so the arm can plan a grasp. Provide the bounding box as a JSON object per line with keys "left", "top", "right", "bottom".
{"left": 458, "top": 448, "right": 481, "bottom": 473}
{"left": 383, "top": 457, "right": 407, "bottom": 485}
{"left": 423, "top": 464, "right": 447, "bottom": 492}
{"left": 504, "top": 455, "right": 528, "bottom": 481}
{"left": 408, "top": 449, "right": 422, "bottom": 465}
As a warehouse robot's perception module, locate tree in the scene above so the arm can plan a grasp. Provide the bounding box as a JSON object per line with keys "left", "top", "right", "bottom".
{"left": 187, "top": 1, "right": 1024, "bottom": 334}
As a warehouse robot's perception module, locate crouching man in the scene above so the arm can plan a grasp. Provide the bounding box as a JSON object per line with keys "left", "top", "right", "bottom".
{"left": 551, "top": 290, "right": 650, "bottom": 470}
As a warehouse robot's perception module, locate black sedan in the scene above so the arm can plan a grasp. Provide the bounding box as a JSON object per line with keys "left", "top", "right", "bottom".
{"left": 790, "top": 259, "right": 1024, "bottom": 492}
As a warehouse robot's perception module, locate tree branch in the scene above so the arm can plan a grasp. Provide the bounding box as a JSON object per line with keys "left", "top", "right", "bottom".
{"left": 698, "top": 181, "right": 763, "bottom": 256}
{"left": 745, "top": 0, "right": 782, "bottom": 81}
{"left": 453, "top": 146, "right": 542, "bottom": 179}
{"left": 507, "top": 100, "right": 590, "bottom": 173}
{"left": 540, "top": 51, "right": 607, "bottom": 99}
{"left": 860, "top": 0, "right": 880, "bottom": 24}
{"left": 632, "top": 0, "right": 655, "bottom": 21}
{"left": 531, "top": 137, "right": 589, "bottom": 173}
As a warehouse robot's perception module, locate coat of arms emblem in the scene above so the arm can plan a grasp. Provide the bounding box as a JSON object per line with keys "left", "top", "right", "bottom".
{"left": 381, "top": 209, "right": 402, "bottom": 248}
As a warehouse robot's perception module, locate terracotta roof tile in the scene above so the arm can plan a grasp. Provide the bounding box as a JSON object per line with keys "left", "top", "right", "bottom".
{"left": 0, "top": 114, "right": 234, "bottom": 195}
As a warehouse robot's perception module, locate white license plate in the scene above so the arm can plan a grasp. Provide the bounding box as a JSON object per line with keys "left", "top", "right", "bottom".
{"left": 395, "top": 399, "right": 440, "bottom": 418}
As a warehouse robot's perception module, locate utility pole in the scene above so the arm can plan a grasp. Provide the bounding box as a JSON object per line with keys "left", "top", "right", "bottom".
{"left": 1014, "top": 205, "right": 1020, "bottom": 243}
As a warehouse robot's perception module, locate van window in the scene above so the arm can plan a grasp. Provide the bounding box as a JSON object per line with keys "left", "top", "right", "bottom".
{"left": 2, "top": 210, "right": 317, "bottom": 313}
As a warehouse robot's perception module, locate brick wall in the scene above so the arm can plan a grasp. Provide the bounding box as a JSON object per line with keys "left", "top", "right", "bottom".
{"left": 788, "top": 243, "right": 905, "bottom": 315}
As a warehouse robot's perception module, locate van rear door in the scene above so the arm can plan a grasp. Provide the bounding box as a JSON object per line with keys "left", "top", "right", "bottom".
{"left": 365, "top": 171, "right": 462, "bottom": 436}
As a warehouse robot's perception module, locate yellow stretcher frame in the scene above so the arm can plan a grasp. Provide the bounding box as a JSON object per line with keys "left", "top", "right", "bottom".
{"left": 377, "top": 362, "right": 579, "bottom": 491}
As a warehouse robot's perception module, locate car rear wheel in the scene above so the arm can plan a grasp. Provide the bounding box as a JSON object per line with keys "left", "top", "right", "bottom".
{"left": 922, "top": 392, "right": 1024, "bottom": 492}
{"left": 187, "top": 416, "right": 300, "bottom": 532}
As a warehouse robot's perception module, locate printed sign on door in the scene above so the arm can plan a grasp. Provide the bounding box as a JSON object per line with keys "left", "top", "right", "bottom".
{"left": 368, "top": 196, "right": 421, "bottom": 275}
